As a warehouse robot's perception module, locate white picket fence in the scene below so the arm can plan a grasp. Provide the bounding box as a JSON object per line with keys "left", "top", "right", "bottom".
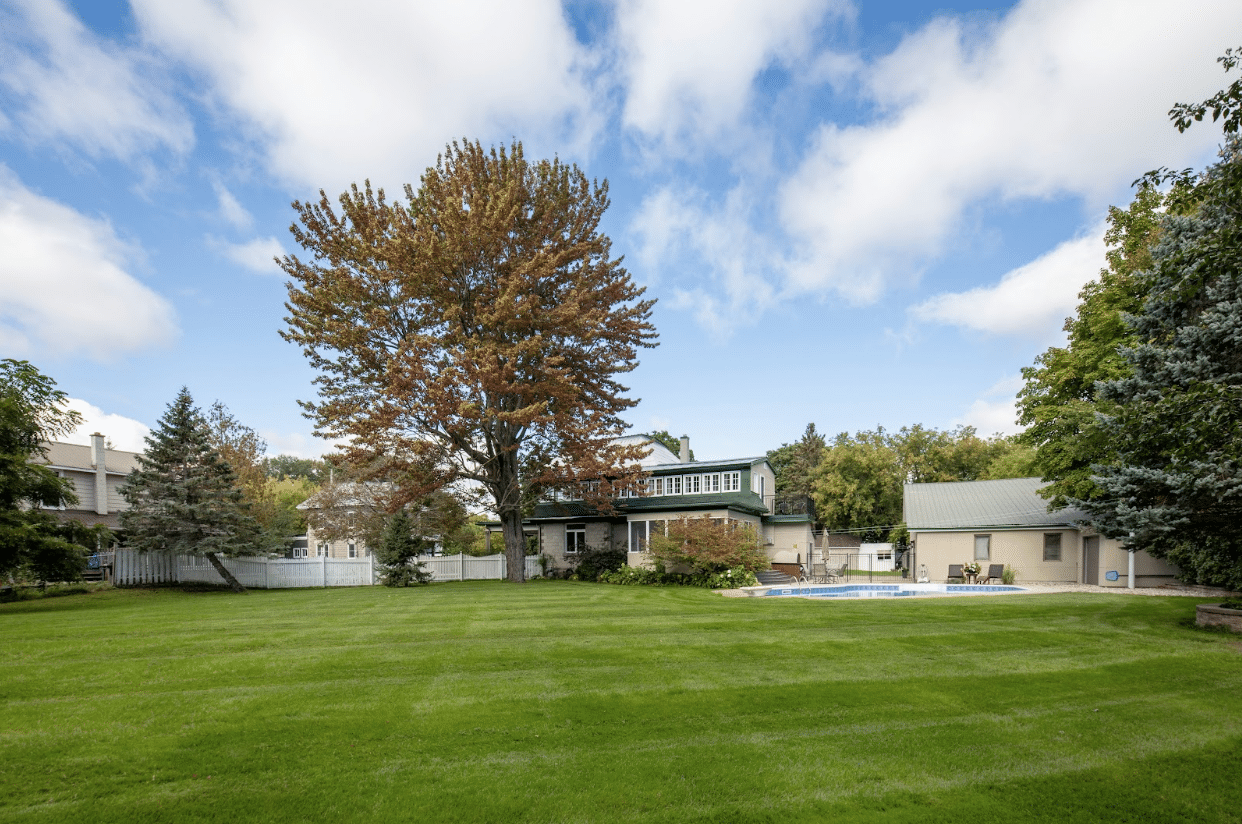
{"left": 111, "top": 549, "right": 544, "bottom": 588}
{"left": 416, "top": 554, "right": 544, "bottom": 582}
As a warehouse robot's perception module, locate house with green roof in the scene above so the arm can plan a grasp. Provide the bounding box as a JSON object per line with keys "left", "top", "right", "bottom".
{"left": 518, "top": 434, "right": 815, "bottom": 573}
{"left": 904, "top": 477, "right": 1179, "bottom": 588}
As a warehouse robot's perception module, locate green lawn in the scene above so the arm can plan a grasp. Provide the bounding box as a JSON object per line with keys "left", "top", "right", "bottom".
{"left": 1, "top": 583, "right": 1239, "bottom": 823}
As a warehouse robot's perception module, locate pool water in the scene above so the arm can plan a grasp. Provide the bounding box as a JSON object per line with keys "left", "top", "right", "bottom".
{"left": 759, "top": 583, "right": 1026, "bottom": 598}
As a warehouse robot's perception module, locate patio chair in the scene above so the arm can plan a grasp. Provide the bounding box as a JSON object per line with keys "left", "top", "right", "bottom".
{"left": 826, "top": 562, "right": 846, "bottom": 583}
{"left": 947, "top": 564, "right": 964, "bottom": 583}
{"left": 977, "top": 564, "right": 1005, "bottom": 585}
{"left": 810, "top": 562, "right": 828, "bottom": 583}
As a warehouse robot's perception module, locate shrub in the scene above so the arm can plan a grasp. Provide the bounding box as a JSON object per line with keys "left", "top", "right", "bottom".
{"left": 647, "top": 517, "right": 770, "bottom": 574}
{"left": 1002, "top": 566, "right": 1017, "bottom": 585}
{"left": 597, "top": 566, "right": 757, "bottom": 589}
{"left": 1219, "top": 598, "right": 1242, "bottom": 610}
{"left": 564, "top": 544, "right": 626, "bottom": 582}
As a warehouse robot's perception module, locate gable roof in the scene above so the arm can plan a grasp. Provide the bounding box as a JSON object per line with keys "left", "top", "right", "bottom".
{"left": 904, "top": 477, "right": 1086, "bottom": 530}
{"left": 38, "top": 441, "right": 141, "bottom": 474}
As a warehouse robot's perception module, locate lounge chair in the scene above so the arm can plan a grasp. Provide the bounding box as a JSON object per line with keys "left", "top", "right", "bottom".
{"left": 977, "top": 564, "right": 1005, "bottom": 585}
{"left": 947, "top": 564, "right": 964, "bottom": 583}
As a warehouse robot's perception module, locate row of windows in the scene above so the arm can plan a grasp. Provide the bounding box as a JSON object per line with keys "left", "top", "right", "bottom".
{"left": 973, "top": 533, "right": 1064, "bottom": 562}
{"left": 295, "top": 541, "right": 358, "bottom": 558}
{"left": 643, "top": 472, "right": 742, "bottom": 496}
{"left": 547, "top": 471, "right": 745, "bottom": 502}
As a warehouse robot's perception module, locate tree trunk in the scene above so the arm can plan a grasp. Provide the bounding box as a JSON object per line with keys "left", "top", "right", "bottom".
{"left": 500, "top": 509, "right": 526, "bottom": 582}
{"left": 206, "top": 552, "right": 247, "bottom": 593}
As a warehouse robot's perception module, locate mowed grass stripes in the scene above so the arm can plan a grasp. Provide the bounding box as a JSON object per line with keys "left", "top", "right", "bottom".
{"left": 1, "top": 583, "right": 1239, "bottom": 823}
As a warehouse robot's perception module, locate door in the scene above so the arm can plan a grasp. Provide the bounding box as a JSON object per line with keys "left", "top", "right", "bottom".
{"left": 1083, "top": 536, "right": 1099, "bottom": 585}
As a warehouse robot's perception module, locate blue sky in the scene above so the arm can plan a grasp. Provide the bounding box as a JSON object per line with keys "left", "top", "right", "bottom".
{"left": 1, "top": 0, "right": 1237, "bottom": 462}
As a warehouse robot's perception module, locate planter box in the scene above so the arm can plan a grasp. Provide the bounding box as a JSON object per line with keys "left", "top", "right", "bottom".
{"left": 1196, "top": 603, "right": 1242, "bottom": 633}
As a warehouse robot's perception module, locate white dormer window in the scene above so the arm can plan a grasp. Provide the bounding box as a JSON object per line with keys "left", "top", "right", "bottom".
{"left": 653, "top": 477, "right": 663, "bottom": 496}
{"left": 723, "top": 471, "right": 740, "bottom": 492}
{"left": 704, "top": 473, "right": 720, "bottom": 493}
{"left": 685, "top": 474, "right": 700, "bottom": 494}
{"left": 668, "top": 476, "right": 682, "bottom": 495}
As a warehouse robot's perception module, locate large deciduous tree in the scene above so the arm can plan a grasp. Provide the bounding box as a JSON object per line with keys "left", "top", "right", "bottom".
{"left": 0, "top": 360, "right": 91, "bottom": 583}
{"left": 1076, "top": 135, "right": 1242, "bottom": 589}
{"left": 121, "top": 389, "right": 263, "bottom": 592}
{"left": 281, "top": 140, "right": 657, "bottom": 581}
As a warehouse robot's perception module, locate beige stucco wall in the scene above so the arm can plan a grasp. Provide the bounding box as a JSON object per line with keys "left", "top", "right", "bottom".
{"left": 912, "top": 529, "right": 1179, "bottom": 587}
{"left": 911, "top": 529, "right": 1081, "bottom": 583}
{"left": 1094, "top": 536, "right": 1179, "bottom": 587}
{"left": 765, "top": 521, "right": 813, "bottom": 565}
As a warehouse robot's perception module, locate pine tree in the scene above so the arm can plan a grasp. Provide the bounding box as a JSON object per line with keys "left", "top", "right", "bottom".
{"left": 1077, "top": 138, "right": 1242, "bottom": 589}
{"left": 121, "top": 388, "right": 262, "bottom": 592}
{"left": 374, "top": 509, "right": 432, "bottom": 587}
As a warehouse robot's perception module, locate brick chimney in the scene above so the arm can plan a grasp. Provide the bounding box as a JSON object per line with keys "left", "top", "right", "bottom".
{"left": 679, "top": 435, "right": 690, "bottom": 464}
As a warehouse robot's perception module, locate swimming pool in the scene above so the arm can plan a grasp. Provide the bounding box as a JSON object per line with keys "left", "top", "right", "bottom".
{"left": 749, "top": 583, "right": 1027, "bottom": 598}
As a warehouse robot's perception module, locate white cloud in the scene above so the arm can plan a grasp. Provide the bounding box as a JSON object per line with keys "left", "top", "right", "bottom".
{"left": 62, "top": 398, "right": 151, "bottom": 453}
{"left": 953, "top": 375, "right": 1025, "bottom": 437}
{"left": 779, "top": 0, "right": 1242, "bottom": 301}
{"left": 0, "top": 165, "right": 179, "bottom": 359}
{"left": 616, "top": 0, "right": 852, "bottom": 146}
{"left": 261, "top": 430, "right": 340, "bottom": 460}
{"left": 210, "top": 179, "right": 253, "bottom": 231}
{"left": 208, "top": 235, "right": 285, "bottom": 274}
{"left": 0, "top": 0, "right": 192, "bottom": 162}
{"left": 630, "top": 186, "right": 777, "bottom": 334}
{"left": 132, "top": 0, "right": 595, "bottom": 191}
{"left": 908, "top": 221, "right": 1106, "bottom": 341}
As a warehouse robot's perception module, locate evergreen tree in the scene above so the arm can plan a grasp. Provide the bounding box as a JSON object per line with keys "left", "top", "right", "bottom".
{"left": 1077, "top": 137, "right": 1242, "bottom": 589}
{"left": 121, "top": 388, "right": 263, "bottom": 592}
{"left": 374, "top": 509, "right": 432, "bottom": 587}
{"left": 767, "top": 423, "right": 825, "bottom": 496}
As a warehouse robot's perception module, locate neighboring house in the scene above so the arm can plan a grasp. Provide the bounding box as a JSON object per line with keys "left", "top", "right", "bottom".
{"left": 36, "top": 434, "right": 140, "bottom": 531}
{"left": 904, "top": 477, "right": 1178, "bottom": 588}
{"left": 296, "top": 482, "right": 447, "bottom": 560}
{"left": 502, "top": 434, "right": 816, "bottom": 572}
{"left": 296, "top": 482, "right": 376, "bottom": 560}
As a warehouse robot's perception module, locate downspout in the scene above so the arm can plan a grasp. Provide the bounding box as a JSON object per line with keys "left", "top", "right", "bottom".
{"left": 1128, "top": 549, "right": 1136, "bottom": 590}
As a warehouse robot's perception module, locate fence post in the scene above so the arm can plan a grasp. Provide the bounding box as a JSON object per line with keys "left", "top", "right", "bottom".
{"left": 321, "top": 554, "right": 327, "bottom": 588}
{"left": 459, "top": 552, "right": 465, "bottom": 582}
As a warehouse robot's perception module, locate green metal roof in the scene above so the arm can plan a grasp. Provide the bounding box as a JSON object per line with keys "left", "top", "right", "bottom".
{"left": 532, "top": 490, "right": 769, "bottom": 520}
{"left": 904, "top": 477, "right": 1086, "bottom": 530}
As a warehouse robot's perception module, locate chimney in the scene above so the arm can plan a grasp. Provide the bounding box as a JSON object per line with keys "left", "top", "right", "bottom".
{"left": 91, "top": 433, "right": 108, "bottom": 515}
{"left": 679, "top": 435, "right": 690, "bottom": 464}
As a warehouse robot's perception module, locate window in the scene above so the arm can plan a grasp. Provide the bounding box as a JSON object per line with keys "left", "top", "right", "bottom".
{"left": 722, "top": 471, "right": 741, "bottom": 492}
{"left": 704, "top": 473, "right": 720, "bottom": 493}
{"left": 1043, "top": 533, "right": 1062, "bottom": 561}
{"left": 974, "top": 534, "right": 990, "bottom": 561}
{"left": 292, "top": 547, "right": 308, "bottom": 558}
{"left": 566, "top": 523, "right": 586, "bottom": 554}
{"left": 630, "top": 521, "right": 649, "bottom": 552}
{"left": 653, "top": 477, "right": 663, "bottom": 496}
{"left": 668, "top": 476, "right": 682, "bottom": 495}
{"left": 317, "top": 542, "right": 328, "bottom": 557}
{"left": 755, "top": 474, "right": 765, "bottom": 497}
{"left": 348, "top": 541, "right": 357, "bottom": 558}
{"left": 685, "top": 474, "right": 700, "bottom": 494}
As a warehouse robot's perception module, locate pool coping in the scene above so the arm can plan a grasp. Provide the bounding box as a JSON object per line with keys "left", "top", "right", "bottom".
{"left": 739, "top": 582, "right": 1030, "bottom": 599}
